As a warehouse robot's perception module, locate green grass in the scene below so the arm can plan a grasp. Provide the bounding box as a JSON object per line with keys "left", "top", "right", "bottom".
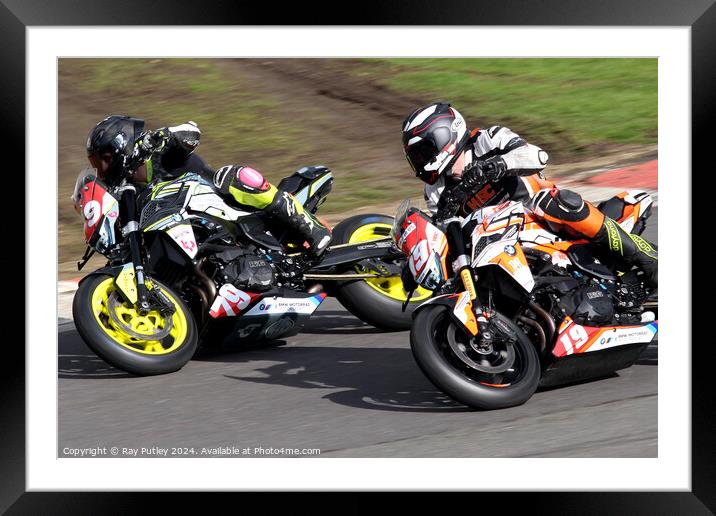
{"left": 366, "top": 58, "right": 657, "bottom": 156}
{"left": 58, "top": 58, "right": 656, "bottom": 275}
{"left": 60, "top": 58, "right": 657, "bottom": 218}
{"left": 62, "top": 59, "right": 303, "bottom": 161}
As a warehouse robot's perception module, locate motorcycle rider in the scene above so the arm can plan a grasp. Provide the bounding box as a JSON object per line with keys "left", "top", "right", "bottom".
{"left": 85, "top": 115, "right": 331, "bottom": 257}
{"left": 86, "top": 115, "right": 213, "bottom": 185}
{"left": 401, "top": 102, "right": 658, "bottom": 287}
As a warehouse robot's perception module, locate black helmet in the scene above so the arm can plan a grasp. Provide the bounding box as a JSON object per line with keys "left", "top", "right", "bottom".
{"left": 402, "top": 102, "right": 470, "bottom": 185}
{"left": 86, "top": 115, "right": 145, "bottom": 183}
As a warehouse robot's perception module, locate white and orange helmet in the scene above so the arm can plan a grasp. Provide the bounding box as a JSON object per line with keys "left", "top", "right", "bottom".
{"left": 402, "top": 102, "right": 470, "bottom": 185}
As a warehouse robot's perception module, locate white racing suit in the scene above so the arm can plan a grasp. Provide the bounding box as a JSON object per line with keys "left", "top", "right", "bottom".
{"left": 423, "top": 125, "right": 658, "bottom": 286}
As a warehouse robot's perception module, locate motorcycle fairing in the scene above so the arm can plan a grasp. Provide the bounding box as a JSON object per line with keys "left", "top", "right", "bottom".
{"left": 185, "top": 181, "right": 250, "bottom": 221}
{"left": 209, "top": 284, "right": 260, "bottom": 318}
{"left": 165, "top": 223, "right": 199, "bottom": 258}
{"left": 293, "top": 172, "right": 333, "bottom": 205}
{"left": 469, "top": 201, "right": 535, "bottom": 292}
{"left": 141, "top": 173, "right": 250, "bottom": 232}
{"left": 398, "top": 210, "right": 449, "bottom": 290}
{"left": 277, "top": 166, "right": 334, "bottom": 213}
{"left": 244, "top": 293, "right": 327, "bottom": 316}
{"left": 74, "top": 174, "right": 120, "bottom": 252}
{"left": 552, "top": 315, "right": 658, "bottom": 358}
{"left": 212, "top": 292, "right": 327, "bottom": 344}
{"left": 209, "top": 288, "right": 326, "bottom": 319}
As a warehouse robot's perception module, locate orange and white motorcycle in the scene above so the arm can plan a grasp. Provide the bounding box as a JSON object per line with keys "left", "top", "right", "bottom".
{"left": 392, "top": 185, "right": 657, "bottom": 410}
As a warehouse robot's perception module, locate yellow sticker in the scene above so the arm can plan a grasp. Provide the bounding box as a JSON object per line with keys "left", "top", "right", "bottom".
{"left": 460, "top": 269, "right": 477, "bottom": 301}
{"left": 115, "top": 264, "right": 138, "bottom": 304}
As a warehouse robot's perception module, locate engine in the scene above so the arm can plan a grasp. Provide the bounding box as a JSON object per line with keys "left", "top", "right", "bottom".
{"left": 224, "top": 254, "right": 275, "bottom": 292}
{"left": 546, "top": 275, "right": 616, "bottom": 326}
{"left": 558, "top": 281, "right": 615, "bottom": 325}
{"left": 208, "top": 246, "right": 276, "bottom": 292}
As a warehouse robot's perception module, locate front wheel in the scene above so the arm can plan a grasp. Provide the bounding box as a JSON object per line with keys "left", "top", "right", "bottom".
{"left": 72, "top": 274, "right": 198, "bottom": 376}
{"left": 331, "top": 214, "right": 432, "bottom": 332}
{"left": 411, "top": 305, "right": 540, "bottom": 410}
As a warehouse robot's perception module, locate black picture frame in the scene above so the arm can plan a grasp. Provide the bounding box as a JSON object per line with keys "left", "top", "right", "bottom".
{"left": 6, "top": 0, "right": 709, "bottom": 512}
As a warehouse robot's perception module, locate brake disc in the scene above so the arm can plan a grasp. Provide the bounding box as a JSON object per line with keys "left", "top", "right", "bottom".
{"left": 107, "top": 291, "right": 174, "bottom": 341}
{"left": 446, "top": 323, "right": 515, "bottom": 374}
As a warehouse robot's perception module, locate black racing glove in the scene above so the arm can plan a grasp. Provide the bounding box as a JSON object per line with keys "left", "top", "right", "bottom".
{"left": 134, "top": 129, "right": 169, "bottom": 161}
{"left": 482, "top": 156, "right": 508, "bottom": 181}
{"left": 461, "top": 157, "right": 508, "bottom": 189}
{"left": 460, "top": 160, "right": 487, "bottom": 189}
{"left": 435, "top": 186, "right": 467, "bottom": 221}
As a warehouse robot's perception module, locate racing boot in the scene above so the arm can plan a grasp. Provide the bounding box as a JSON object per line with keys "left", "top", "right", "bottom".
{"left": 593, "top": 217, "right": 658, "bottom": 287}
{"left": 266, "top": 191, "right": 332, "bottom": 257}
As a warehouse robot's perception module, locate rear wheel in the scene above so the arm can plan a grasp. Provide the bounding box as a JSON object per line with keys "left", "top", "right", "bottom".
{"left": 72, "top": 274, "right": 198, "bottom": 376}
{"left": 332, "top": 214, "right": 431, "bottom": 331}
{"left": 411, "top": 305, "right": 540, "bottom": 410}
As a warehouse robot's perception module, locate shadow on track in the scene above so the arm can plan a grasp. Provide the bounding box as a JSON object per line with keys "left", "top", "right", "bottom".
{"left": 58, "top": 329, "right": 134, "bottom": 379}
{"left": 299, "top": 311, "right": 386, "bottom": 335}
{"left": 217, "top": 349, "right": 470, "bottom": 413}
{"left": 197, "top": 344, "right": 471, "bottom": 413}
{"left": 196, "top": 308, "right": 471, "bottom": 413}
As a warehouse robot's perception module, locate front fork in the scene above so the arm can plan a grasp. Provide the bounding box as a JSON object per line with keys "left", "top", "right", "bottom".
{"left": 445, "top": 220, "right": 485, "bottom": 336}
{"left": 117, "top": 186, "right": 173, "bottom": 316}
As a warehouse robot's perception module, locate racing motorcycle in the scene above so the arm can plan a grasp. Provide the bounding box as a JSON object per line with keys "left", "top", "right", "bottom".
{"left": 71, "top": 165, "right": 426, "bottom": 376}
{"left": 392, "top": 180, "right": 658, "bottom": 410}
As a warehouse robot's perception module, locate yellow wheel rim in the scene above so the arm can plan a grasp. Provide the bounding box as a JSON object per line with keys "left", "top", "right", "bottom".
{"left": 90, "top": 277, "right": 189, "bottom": 355}
{"left": 348, "top": 222, "right": 432, "bottom": 302}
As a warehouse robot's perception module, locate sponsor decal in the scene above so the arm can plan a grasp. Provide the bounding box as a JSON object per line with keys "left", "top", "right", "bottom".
{"left": 167, "top": 224, "right": 198, "bottom": 258}
{"left": 209, "top": 284, "right": 252, "bottom": 318}
{"left": 605, "top": 219, "right": 623, "bottom": 254}
{"left": 460, "top": 269, "right": 476, "bottom": 300}
{"left": 357, "top": 240, "right": 393, "bottom": 250}
{"left": 504, "top": 245, "right": 516, "bottom": 256}
{"left": 629, "top": 234, "right": 658, "bottom": 259}
{"left": 244, "top": 294, "right": 325, "bottom": 316}
{"left": 466, "top": 183, "right": 497, "bottom": 210}
{"left": 553, "top": 321, "right": 658, "bottom": 357}
{"left": 397, "top": 221, "right": 416, "bottom": 248}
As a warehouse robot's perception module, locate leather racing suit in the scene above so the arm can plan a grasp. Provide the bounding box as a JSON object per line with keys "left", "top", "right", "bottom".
{"left": 425, "top": 126, "right": 658, "bottom": 286}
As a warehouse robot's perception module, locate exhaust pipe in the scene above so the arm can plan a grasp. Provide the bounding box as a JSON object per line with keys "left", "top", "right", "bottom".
{"left": 529, "top": 302, "right": 556, "bottom": 348}
{"left": 518, "top": 316, "right": 546, "bottom": 354}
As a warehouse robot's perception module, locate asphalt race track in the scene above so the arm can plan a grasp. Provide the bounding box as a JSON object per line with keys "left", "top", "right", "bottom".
{"left": 57, "top": 211, "right": 658, "bottom": 458}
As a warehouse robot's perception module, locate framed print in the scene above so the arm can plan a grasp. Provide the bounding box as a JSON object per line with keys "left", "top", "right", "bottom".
{"left": 5, "top": 0, "right": 711, "bottom": 512}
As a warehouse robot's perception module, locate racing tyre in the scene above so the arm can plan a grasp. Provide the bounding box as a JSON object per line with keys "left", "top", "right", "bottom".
{"left": 411, "top": 305, "right": 540, "bottom": 410}
{"left": 72, "top": 273, "right": 198, "bottom": 376}
{"left": 331, "top": 214, "right": 431, "bottom": 332}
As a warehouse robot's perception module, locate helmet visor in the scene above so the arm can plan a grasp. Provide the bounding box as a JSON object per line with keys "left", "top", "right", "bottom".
{"left": 406, "top": 139, "right": 441, "bottom": 184}
{"left": 88, "top": 153, "right": 116, "bottom": 180}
